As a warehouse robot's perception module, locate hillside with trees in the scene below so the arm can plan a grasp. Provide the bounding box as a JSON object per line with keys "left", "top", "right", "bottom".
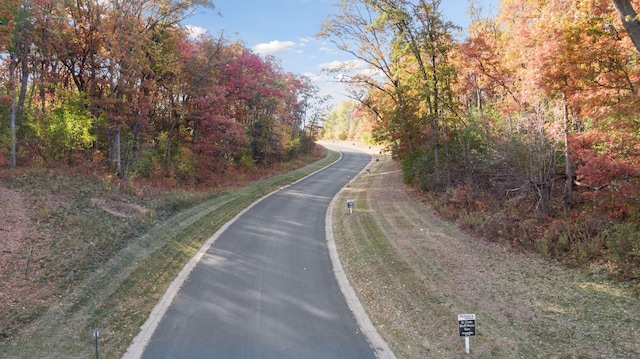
{"left": 0, "top": 0, "right": 324, "bottom": 185}
{"left": 2, "top": 0, "right": 640, "bottom": 353}
{"left": 319, "top": 0, "right": 640, "bottom": 280}
{"left": 0, "top": 0, "right": 329, "bottom": 353}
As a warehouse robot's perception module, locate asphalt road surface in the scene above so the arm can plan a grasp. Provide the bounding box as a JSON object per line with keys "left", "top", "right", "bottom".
{"left": 134, "top": 146, "right": 379, "bottom": 359}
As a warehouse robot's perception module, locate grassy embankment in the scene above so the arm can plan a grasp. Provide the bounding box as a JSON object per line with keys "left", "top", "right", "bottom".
{"left": 0, "top": 148, "right": 338, "bottom": 358}
{"left": 333, "top": 154, "right": 640, "bottom": 358}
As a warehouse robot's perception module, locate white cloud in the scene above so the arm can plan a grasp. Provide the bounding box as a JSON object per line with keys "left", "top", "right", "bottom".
{"left": 184, "top": 25, "right": 207, "bottom": 39}
{"left": 299, "top": 37, "right": 312, "bottom": 46}
{"left": 319, "top": 46, "right": 340, "bottom": 55}
{"left": 253, "top": 40, "right": 296, "bottom": 56}
{"left": 302, "top": 72, "right": 326, "bottom": 82}
{"left": 319, "top": 60, "right": 344, "bottom": 71}
{"left": 359, "top": 67, "right": 385, "bottom": 78}
{"left": 319, "top": 59, "right": 365, "bottom": 71}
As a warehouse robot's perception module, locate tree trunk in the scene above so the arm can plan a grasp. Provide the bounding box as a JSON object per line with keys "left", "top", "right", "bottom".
{"left": 536, "top": 150, "right": 555, "bottom": 217}
{"left": 163, "top": 118, "right": 178, "bottom": 166}
{"left": 114, "top": 126, "right": 123, "bottom": 179}
{"left": 18, "top": 41, "right": 29, "bottom": 120}
{"left": 562, "top": 99, "right": 573, "bottom": 213}
{"left": 9, "top": 55, "right": 17, "bottom": 168}
{"left": 612, "top": 0, "right": 640, "bottom": 52}
{"left": 13, "top": 41, "right": 30, "bottom": 166}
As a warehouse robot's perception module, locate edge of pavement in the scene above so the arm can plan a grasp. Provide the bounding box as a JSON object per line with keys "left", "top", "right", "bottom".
{"left": 325, "top": 154, "right": 397, "bottom": 359}
{"left": 121, "top": 146, "right": 394, "bottom": 359}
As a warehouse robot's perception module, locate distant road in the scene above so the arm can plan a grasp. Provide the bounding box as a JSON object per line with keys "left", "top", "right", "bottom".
{"left": 130, "top": 146, "right": 380, "bottom": 359}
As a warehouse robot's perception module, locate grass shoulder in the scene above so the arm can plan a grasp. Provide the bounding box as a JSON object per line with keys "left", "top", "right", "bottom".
{"left": 333, "top": 155, "right": 640, "bottom": 358}
{"left": 0, "top": 147, "right": 338, "bottom": 358}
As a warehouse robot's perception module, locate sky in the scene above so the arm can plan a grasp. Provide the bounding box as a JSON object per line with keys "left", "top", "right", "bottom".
{"left": 185, "top": 0, "right": 500, "bottom": 107}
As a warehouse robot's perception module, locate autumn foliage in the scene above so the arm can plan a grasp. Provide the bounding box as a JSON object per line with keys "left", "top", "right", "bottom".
{"left": 321, "top": 0, "right": 640, "bottom": 279}
{"left": 0, "top": 0, "right": 321, "bottom": 187}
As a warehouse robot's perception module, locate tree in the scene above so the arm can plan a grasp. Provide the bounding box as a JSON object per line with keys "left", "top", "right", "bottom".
{"left": 0, "top": 0, "right": 319, "bottom": 186}
{"left": 321, "top": 100, "right": 359, "bottom": 140}
{"left": 92, "top": 0, "right": 212, "bottom": 178}
{"left": 374, "top": 0, "right": 459, "bottom": 186}
{"left": 5, "top": 0, "right": 34, "bottom": 168}
{"left": 612, "top": 0, "right": 640, "bottom": 52}
{"left": 319, "top": 0, "right": 417, "bottom": 154}
{"left": 459, "top": 0, "right": 640, "bottom": 218}
{"left": 321, "top": 0, "right": 459, "bottom": 187}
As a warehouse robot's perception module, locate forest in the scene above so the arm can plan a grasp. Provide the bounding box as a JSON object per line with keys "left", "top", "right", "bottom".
{"left": 2, "top": 0, "right": 640, "bottom": 355}
{"left": 1, "top": 0, "right": 640, "bottom": 279}
{"left": 0, "top": 0, "right": 326, "bottom": 186}
{"left": 319, "top": 0, "right": 640, "bottom": 279}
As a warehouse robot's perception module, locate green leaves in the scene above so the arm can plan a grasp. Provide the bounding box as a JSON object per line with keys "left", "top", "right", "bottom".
{"left": 27, "top": 91, "right": 96, "bottom": 160}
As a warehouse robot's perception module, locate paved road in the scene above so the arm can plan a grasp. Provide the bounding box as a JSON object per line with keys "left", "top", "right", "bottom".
{"left": 134, "top": 146, "right": 379, "bottom": 358}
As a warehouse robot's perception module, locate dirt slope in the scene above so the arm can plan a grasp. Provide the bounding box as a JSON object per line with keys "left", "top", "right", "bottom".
{"left": 333, "top": 155, "right": 640, "bottom": 358}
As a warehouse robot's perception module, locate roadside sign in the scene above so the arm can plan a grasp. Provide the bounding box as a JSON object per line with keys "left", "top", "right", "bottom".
{"left": 458, "top": 314, "right": 476, "bottom": 337}
{"left": 458, "top": 313, "right": 476, "bottom": 354}
{"left": 347, "top": 199, "right": 355, "bottom": 214}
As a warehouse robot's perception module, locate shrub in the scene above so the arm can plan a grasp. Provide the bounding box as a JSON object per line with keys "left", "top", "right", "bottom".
{"left": 604, "top": 220, "right": 640, "bottom": 279}
{"left": 542, "top": 213, "right": 609, "bottom": 266}
{"left": 401, "top": 148, "right": 439, "bottom": 191}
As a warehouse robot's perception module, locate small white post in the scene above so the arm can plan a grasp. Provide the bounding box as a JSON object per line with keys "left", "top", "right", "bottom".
{"left": 347, "top": 199, "right": 355, "bottom": 214}
{"left": 93, "top": 330, "right": 100, "bottom": 359}
{"left": 465, "top": 336, "right": 470, "bottom": 354}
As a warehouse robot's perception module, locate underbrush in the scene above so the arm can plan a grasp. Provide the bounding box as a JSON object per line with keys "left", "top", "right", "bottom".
{"left": 603, "top": 220, "right": 640, "bottom": 279}
{"left": 428, "top": 183, "right": 640, "bottom": 283}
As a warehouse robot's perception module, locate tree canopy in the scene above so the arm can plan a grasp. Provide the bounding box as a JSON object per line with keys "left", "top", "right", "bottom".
{"left": 319, "top": 0, "right": 640, "bottom": 278}
{"left": 0, "top": 0, "right": 322, "bottom": 183}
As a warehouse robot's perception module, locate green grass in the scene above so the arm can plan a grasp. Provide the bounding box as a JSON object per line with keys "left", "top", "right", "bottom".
{"left": 333, "top": 156, "right": 640, "bottom": 358}
{"left": 0, "top": 150, "right": 339, "bottom": 359}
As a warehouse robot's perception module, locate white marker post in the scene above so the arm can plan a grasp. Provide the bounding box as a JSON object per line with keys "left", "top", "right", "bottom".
{"left": 93, "top": 330, "right": 100, "bottom": 359}
{"left": 458, "top": 314, "right": 476, "bottom": 354}
{"left": 347, "top": 199, "right": 355, "bottom": 214}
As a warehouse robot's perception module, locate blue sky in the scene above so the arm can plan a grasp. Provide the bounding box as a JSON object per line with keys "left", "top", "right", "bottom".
{"left": 185, "top": 0, "right": 500, "bottom": 106}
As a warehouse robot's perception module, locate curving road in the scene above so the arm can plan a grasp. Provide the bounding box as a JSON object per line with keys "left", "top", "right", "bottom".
{"left": 125, "top": 146, "right": 385, "bottom": 359}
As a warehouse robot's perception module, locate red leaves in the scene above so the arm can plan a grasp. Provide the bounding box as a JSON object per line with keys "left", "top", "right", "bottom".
{"left": 570, "top": 130, "right": 640, "bottom": 218}
{"left": 574, "top": 149, "right": 636, "bottom": 188}
{"left": 194, "top": 115, "right": 247, "bottom": 160}
{"left": 222, "top": 50, "right": 285, "bottom": 103}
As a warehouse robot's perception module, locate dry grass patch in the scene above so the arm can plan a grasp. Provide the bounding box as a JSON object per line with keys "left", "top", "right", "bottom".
{"left": 333, "top": 156, "right": 640, "bottom": 358}
{"left": 91, "top": 196, "right": 149, "bottom": 218}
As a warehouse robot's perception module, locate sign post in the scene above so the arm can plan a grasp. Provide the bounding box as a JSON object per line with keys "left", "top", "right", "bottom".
{"left": 457, "top": 314, "right": 476, "bottom": 354}
{"left": 93, "top": 330, "right": 100, "bottom": 359}
{"left": 346, "top": 199, "right": 355, "bottom": 214}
